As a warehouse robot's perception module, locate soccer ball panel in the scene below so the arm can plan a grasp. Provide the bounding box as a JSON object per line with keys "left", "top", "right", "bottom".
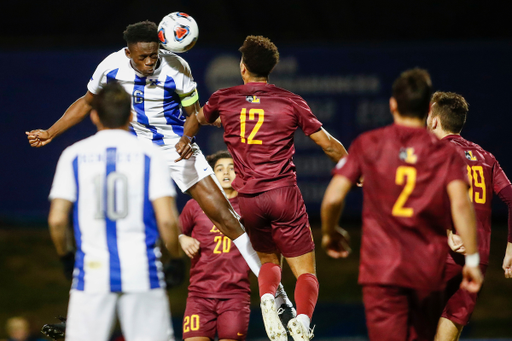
{"left": 158, "top": 12, "right": 199, "bottom": 53}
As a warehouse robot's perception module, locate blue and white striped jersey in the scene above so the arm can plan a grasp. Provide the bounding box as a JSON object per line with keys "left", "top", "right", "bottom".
{"left": 49, "top": 129, "right": 176, "bottom": 293}
{"left": 87, "top": 49, "right": 198, "bottom": 146}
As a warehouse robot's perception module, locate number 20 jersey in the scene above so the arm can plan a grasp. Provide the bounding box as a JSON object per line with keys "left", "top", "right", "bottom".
{"left": 49, "top": 130, "right": 176, "bottom": 293}
{"left": 334, "top": 124, "right": 468, "bottom": 290}
{"left": 202, "top": 83, "right": 322, "bottom": 194}
{"left": 87, "top": 49, "right": 197, "bottom": 145}
{"left": 445, "top": 134, "right": 511, "bottom": 265}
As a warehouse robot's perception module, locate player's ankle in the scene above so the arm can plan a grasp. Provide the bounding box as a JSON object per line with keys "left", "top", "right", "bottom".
{"left": 296, "top": 314, "right": 310, "bottom": 330}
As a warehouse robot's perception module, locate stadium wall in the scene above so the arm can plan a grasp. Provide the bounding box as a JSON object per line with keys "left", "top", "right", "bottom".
{"left": 1, "top": 42, "right": 511, "bottom": 224}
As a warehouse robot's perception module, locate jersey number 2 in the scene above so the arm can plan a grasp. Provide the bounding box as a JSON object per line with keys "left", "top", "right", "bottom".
{"left": 392, "top": 166, "right": 417, "bottom": 217}
{"left": 240, "top": 108, "right": 264, "bottom": 144}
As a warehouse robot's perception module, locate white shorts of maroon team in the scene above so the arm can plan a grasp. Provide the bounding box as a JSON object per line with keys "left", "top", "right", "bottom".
{"left": 160, "top": 142, "right": 214, "bottom": 193}
{"left": 65, "top": 288, "right": 174, "bottom": 341}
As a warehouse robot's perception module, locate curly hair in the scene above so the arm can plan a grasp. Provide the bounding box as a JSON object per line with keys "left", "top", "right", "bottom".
{"left": 431, "top": 91, "right": 469, "bottom": 134}
{"left": 392, "top": 68, "right": 432, "bottom": 119}
{"left": 123, "top": 20, "right": 159, "bottom": 45}
{"left": 206, "top": 150, "right": 233, "bottom": 169}
{"left": 239, "top": 35, "right": 279, "bottom": 78}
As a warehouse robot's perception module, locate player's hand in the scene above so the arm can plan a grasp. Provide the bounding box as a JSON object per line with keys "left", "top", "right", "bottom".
{"left": 460, "top": 264, "right": 483, "bottom": 293}
{"left": 502, "top": 242, "right": 512, "bottom": 278}
{"left": 212, "top": 116, "right": 222, "bottom": 128}
{"left": 174, "top": 136, "right": 195, "bottom": 162}
{"left": 26, "top": 129, "right": 52, "bottom": 148}
{"left": 447, "top": 230, "right": 466, "bottom": 254}
{"left": 322, "top": 226, "right": 351, "bottom": 259}
{"left": 179, "top": 235, "right": 200, "bottom": 258}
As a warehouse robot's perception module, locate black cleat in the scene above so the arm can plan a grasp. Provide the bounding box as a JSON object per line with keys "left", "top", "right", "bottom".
{"left": 278, "top": 302, "right": 297, "bottom": 331}
{"left": 41, "top": 316, "right": 66, "bottom": 340}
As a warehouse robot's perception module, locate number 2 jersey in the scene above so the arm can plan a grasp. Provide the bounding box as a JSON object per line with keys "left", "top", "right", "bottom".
{"left": 179, "top": 197, "right": 251, "bottom": 300}
{"left": 444, "top": 134, "right": 512, "bottom": 265}
{"left": 87, "top": 48, "right": 198, "bottom": 145}
{"left": 334, "top": 124, "right": 468, "bottom": 291}
{"left": 202, "top": 82, "right": 323, "bottom": 194}
{"left": 49, "top": 130, "right": 176, "bottom": 293}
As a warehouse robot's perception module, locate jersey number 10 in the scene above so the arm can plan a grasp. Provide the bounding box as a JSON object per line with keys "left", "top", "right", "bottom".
{"left": 93, "top": 172, "right": 129, "bottom": 221}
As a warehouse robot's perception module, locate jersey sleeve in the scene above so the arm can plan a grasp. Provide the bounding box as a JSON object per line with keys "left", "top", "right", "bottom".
{"left": 202, "top": 91, "right": 221, "bottom": 123}
{"left": 87, "top": 54, "right": 116, "bottom": 95}
{"left": 48, "top": 147, "right": 77, "bottom": 202}
{"left": 292, "top": 96, "right": 322, "bottom": 136}
{"left": 332, "top": 138, "right": 362, "bottom": 183}
{"left": 174, "top": 56, "right": 197, "bottom": 96}
{"left": 445, "top": 149, "right": 469, "bottom": 186}
{"left": 179, "top": 200, "right": 196, "bottom": 235}
{"left": 492, "top": 159, "right": 512, "bottom": 194}
{"left": 148, "top": 147, "right": 176, "bottom": 201}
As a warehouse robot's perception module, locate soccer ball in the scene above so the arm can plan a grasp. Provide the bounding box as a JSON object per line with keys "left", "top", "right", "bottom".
{"left": 158, "top": 12, "right": 199, "bottom": 53}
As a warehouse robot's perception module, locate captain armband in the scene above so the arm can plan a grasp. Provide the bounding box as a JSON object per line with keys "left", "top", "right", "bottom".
{"left": 179, "top": 89, "right": 199, "bottom": 107}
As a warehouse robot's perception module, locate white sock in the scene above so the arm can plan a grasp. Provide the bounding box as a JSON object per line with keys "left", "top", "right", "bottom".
{"left": 275, "top": 283, "right": 293, "bottom": 308}
{"left": 296, "top": 314, "right": 310, "bottom": 330}
{"left": 261, "top": 293, "right": 274, "bottom": 301}
{"left": 233, "top": 233, "right": 261, "bottom": 276}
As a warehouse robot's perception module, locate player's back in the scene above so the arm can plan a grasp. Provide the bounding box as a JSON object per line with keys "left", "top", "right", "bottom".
{"left": 204, "top": 83, "right": 322, "bottom": 194}
{"left": 53, "top": 130, "right": 173, "bottom": 293}
{"left": 445, "top": 135, "right": 511, "bottom": 264}
{"left": 180, "top": 197, "right": 251, "bottom": 299}
{"left": 346, "top": 124, "right": 466, "bottom": 290}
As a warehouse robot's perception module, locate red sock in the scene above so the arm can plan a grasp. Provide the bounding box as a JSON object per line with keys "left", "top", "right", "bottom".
{"left": 295, "top": 273, "right": 319, "bottom": 319}
{"left": 258, "top": 263, "right": 282, "bottom": 297}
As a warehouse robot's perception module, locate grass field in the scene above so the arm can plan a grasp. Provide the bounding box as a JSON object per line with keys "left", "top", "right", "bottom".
{"left": 1, "top": 222, "right": 512, "bottom": 339}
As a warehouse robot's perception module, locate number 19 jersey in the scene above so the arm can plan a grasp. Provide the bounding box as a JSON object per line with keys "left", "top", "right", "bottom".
{"left": 202, "top": 82, "right": 322, "bottom": 194}
{"left": 334, "top": 124, "right": 468, "bottom": 290}
{"left": 49, "top": 130, "right": 176, "bottom": 293}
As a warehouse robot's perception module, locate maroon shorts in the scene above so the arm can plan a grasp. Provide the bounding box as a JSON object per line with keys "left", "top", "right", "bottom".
{"left": 182, "top": 296, "right": 250, "bottom": 340}
{"left": 362, "top": 284, "right": 444, "bottom": 341}
{"left": 238, "top": 185, "right": 315, "bottom": 258}
{"left": 441, "top": 260, "right": 487, "bottom": 326}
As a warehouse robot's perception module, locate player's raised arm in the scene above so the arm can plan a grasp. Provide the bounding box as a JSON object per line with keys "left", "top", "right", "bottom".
{"left": 446, "top": 179, "right": 483, "bottom": 292}
{"left": 153, "top": 196, "right": 181, "bottom": 258}
{"left": 175, "top": 100, "right": 201, "bottom": 162}
{"left": 309, "top": 128, "right": 348, "bottom": 163}
{"left": 26, "top": 91, "right": 95, "bottom": 147}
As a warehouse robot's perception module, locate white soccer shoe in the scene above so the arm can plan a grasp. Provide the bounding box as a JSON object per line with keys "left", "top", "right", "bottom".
{"left": 287, "top": 317, "right": 314, "bottom": 341}
{"left": 260, "top": 294, "right": 287, "bottom": 341}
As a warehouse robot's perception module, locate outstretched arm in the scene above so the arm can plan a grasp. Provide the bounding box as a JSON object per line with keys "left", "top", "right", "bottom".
{"left": 26, "top": 91, "right": 95, "bottom": 147}
{"left": 447, "top": 179, "right": 483, "bottom": 293}
{"left": 321, "top": 175, "right": 352, "bottom": 258}
{"left": 309, "top": 128, "right": 348, "bottom": 163}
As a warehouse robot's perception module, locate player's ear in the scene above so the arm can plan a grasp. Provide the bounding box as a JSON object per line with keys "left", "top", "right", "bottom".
{"left": 124, "top": 47, "right": 131, "bottom": 59}
{"left": 90, "top": 109, "right": 100, "bottom": 126}
{"left": 389, "top": 97, "right": 397, "bottom": 114}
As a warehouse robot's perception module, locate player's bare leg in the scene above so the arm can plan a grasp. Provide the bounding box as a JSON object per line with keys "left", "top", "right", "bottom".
{"left": 185, "top": 337, "right": 210, "bottom": 341}
{"left": 435, "top": 317, "right": 463, "bottom": 341}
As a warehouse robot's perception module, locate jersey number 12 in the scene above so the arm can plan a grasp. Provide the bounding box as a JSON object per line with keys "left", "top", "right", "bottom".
{"left": 240, "top": 108, "right": 264, "bottom": 144}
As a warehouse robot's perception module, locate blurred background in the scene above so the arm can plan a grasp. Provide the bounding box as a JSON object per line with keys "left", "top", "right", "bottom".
{"left": 1, "top": 0, "right": 511, "bottom": 339}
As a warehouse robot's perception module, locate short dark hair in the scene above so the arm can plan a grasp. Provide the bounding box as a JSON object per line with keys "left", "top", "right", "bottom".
{"left": 239, "top": 35, "right": 279, "bottom": 78}
{"left": 392, "top": 68, "right": 432, "bottom": 119}
{"left": 92, "top": 82, "right": 132, "bottom": 128}
{"left": 123, "top": 21, "right": 159, "bottom": 45}
{"left": 431, "top": 91, "right": 469, "bottom": 134}
{"left": 206, "top": 150, "right": 232, "bottom": 169}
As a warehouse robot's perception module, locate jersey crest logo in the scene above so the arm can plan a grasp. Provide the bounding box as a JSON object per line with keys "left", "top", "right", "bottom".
{"left": 465, "top": 150, "right": 477, "bottom": 161}
{"left": 399, "top": 147, "right": 418, "bottom": 164}
{"left": 246, "top": 95, "right": 260, "bottom": 103}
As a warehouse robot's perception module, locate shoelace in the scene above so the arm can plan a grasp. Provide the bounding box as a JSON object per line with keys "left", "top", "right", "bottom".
{"left": 276, "top": 307, "right": 285, "bottom": 315}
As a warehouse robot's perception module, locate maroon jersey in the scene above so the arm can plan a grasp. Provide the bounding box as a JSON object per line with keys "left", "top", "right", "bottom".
{"left": 445, "top": 135, "right": 511, "bottom": 265}
{"left": 334, "top": 124, "right": 468, "bottom": 290}
{"left": 202, "top": 82, "right": 322, "bottom": 194}
{"left": 180, "top": 197, "right": 251, "bottom": 299}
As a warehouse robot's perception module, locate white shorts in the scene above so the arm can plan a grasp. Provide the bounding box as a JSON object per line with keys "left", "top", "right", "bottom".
{"left": 160, "top": 142, "right": 214, "bottom": 192}
{"left": 65, "top": 288, "right": 174, "bottom": 341}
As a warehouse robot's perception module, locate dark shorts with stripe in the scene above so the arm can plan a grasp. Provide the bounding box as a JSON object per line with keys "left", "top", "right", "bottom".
{"left": 441, "top": 259, "right": 487, "bottom": 326}
{"left": 238, "top": 185, "right": 315, "bottom": 258}
{"left": 182, "top": 296, "right": 250, "bottom": 340}
{"left": 363, "top": 284, "right": 444, "bottom": 341}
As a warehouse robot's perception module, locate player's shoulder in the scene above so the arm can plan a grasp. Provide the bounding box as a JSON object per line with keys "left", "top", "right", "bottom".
{"left": 159, "top": 49, "right": 191, "bottom": 71}
{"left": 96, "top": 48, "right": 127, "bottom": 69}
